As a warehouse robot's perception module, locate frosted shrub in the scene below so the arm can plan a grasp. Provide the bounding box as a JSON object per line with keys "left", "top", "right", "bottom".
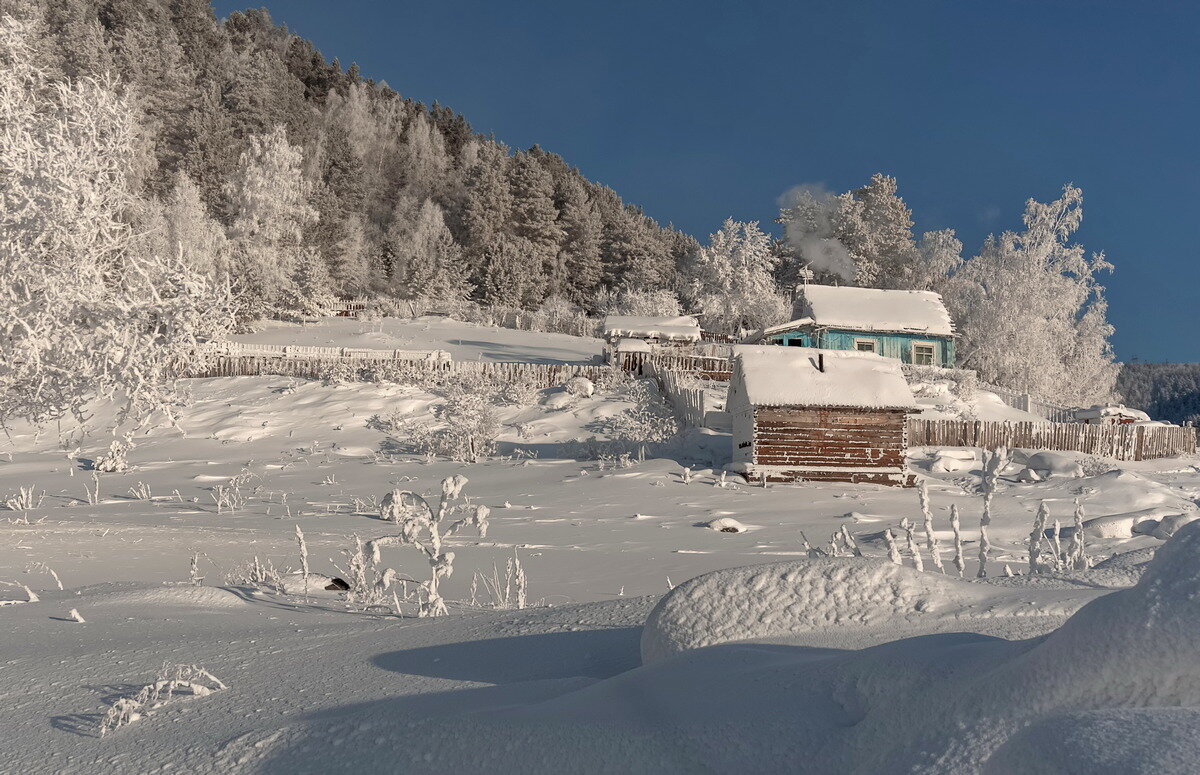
{"left": 320, "top": 360, "right": 356, "bottom": 386}
{"left": 408, "top": 389, "right": 500, "bottom": 463}
{"left": 564, "top": 376, "right": 595, "bottom": 398}
{"left": 4, "top": 485, "right": 44, "bottom": 511}
{"left": 366, "top": 475, "right": 489, "bottom": 617}
{"left": 499, "top": 376, "right": 541, "bottom": 406}
{"left": 99, "top": 663, "right": 227, "bottom": 735}
{"left": 471, "top": 552, "right": 529, "bottom": 610}
{"left": 919, "top": 481, "right": 945, "bottom": 573}
{"left": 603, "top": 379, "right": 678, "bottom": 444}
{"left": 93, "top": 440, "right": 129, "bottom": 473}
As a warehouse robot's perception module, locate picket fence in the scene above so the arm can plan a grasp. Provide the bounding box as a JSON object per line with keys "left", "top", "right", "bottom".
{"left": 210, "top": 341, "right": 451, "bottom": 363}
{"left": 618, "top": 351, "right": 733, "bottom": 381}
{"left": 908, "top": 418, "right": 1196, "bottom": 461}
{"left": 649, "top": 364, "right": 707, "bottom": 428}
{"left": 976, "top": 380, "right": 1076, "bottom": 423}
{"left": 192, "top": 353, "right": 616, "bottom": 388}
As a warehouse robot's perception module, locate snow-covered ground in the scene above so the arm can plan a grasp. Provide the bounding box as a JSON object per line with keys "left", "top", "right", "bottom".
{"left": 232, "top": 315, "right": 604, "bottom": 364}
{"left": 2, "top": 322, "right": 1198, "bottom": 772}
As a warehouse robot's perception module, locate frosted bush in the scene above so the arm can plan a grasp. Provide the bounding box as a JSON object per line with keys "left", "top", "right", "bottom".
{"left": 499, "top": 376, "right": 541, "bottom": 406}
{"left": 564, "top": 376, "right": 595, "bottom": 397}
{"left": 93, "top": 440, "right": 129, "bottom": 473}
{"left": 99, "top": 663, "right": 226, "bottom": 735}
{"left": 366, "top": 475, "right": 489, "bottom": 617}
{"left": 600, "top": 379, "right": 678, "bottom": 443}
{"left": 405, "top": 388, "right": 500, "bottom": 463}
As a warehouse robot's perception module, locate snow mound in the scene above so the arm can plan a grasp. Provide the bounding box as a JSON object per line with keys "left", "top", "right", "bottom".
{"left": 930, "top": 448, "right": 975, "bottom": 472}
{"left": 984, "top": 708, "right": 1200, "bottom": 774}
{"left": 1022, "top": 450, "right": 1084, "bottom": 479}
{"left": 83, "top": 585, "right": 251, "bottom": 610}
{"left": 642, "top": 558, "right": 960, "bottom": 663}
{"left": 702, "top": 517, "right": 748, "bottom": 533}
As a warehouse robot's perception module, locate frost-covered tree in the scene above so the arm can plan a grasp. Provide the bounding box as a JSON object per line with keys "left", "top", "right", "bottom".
{"left": 949, "top": 185, "right": 1118, "bottom": 405}
{"left": 0, "top": 17, "right": 232, "bottom": 429}
{"left": 405, "top": 199, "right": 469, "bottom": 302}
{"left": 685, "top": 219, "right": 789, "bottom": 334}
{"left": 594, "top": 287, "right": 683, "bottom": 317}
{"left": 161, "top": 170, "right": 228, "bottom": 277}
{"left": 509, "top": 150, "right": 563, "bottom": 306}
{"left": 555, "top": 178, "right": 603, "bottom": 305}
{"left": 225, "top": 124, "right": 318, "bottom": 317}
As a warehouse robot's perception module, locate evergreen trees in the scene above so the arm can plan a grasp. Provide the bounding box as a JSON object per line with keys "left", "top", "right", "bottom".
{"left": 8, "top": 0, "right": 687, "bottom": 317}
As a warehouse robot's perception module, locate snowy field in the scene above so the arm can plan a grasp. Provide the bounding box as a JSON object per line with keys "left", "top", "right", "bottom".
{"left": 2, "top": 323, "right": 1199, "bottom": 772}
{"left": 232, "top": 315, "right": 604, "bottom": 364}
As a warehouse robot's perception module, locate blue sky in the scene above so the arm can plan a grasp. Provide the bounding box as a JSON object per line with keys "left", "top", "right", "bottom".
{"left": 213, "top": 1, "right": 1200, "bottom": 362}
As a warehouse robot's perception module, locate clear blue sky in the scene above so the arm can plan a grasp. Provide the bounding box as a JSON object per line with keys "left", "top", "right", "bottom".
{"left": 213, "top": 1, "right": 1200, "bottom": 363}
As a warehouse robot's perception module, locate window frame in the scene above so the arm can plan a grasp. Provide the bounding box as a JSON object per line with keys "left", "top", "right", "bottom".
{"left": 911, "top": 341, "right": 937, "bottom": 366}
{"left": 853, "top": 338, "right": 878, "bottom": 354}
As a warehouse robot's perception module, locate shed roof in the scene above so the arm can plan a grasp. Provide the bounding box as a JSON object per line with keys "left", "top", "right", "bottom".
{"left": 731, "top": 345, "right": 917, "bottom": 410}
{"left": 795, "top": 284, "right": 954, "bottom": 337}
{"left": 602, "top": 315, "right": 701, "bottom": 341}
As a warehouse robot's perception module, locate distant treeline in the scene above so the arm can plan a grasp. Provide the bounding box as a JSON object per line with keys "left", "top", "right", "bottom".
{"left": 1117, "top": 363, "right": 1200, "bottom": 425}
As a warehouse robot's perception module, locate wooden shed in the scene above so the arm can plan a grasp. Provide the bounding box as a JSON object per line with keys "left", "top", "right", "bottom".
{"left": 726, "top": 346, "right": 917, "bottom": 486}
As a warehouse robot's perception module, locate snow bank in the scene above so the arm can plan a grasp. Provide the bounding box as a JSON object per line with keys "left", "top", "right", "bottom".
{"left": 642, "top": 558, "right": 966, "bottom": 663}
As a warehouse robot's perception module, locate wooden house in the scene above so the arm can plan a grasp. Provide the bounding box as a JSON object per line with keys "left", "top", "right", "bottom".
{"left": 757, "top": 285, "right": 955, "bottom": 368}
{"left": 726, "top": 346, "right": 917, "bottom": 485}
{"left": 602, "top": 315, "right": 701, "bottom": 365}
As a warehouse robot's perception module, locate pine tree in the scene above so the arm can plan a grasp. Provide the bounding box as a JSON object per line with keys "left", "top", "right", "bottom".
{"left": 460, "top": 145, "right": 514, "bottom": 289}
{"left": 508, "top": 151, "right": 564, "bottom": 306}
{"left": 555, "top": 178, "right": 603, "bottom": 306}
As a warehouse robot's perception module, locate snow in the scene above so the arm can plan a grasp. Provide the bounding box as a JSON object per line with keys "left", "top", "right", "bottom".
{"left": 796, "top": 283, "right": 955, "bottom": 336}
{"left": 232, "top": 315, "right": 603, "bottom": 364}
{"left": 4, "top": 322, "right": 1200, "bottom": 772}
{"left": 642, "top": 556, "right": 1102, "bottom": 663}
{"left": 601, "top": 315, "right": 701, "bottom": 342}
{"left": 730, "top": 345, "right": 917, "bottom": 409}
{"left": 1075, "top": 403, "right": 1153, "bottom": 422}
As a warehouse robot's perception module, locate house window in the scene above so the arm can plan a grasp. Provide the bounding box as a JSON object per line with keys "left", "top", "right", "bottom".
{"left": 912, "top": 343, "right": 936, "bottom": 366}
{"left": 854, "top": 339, "right": 877, "bottom": 353}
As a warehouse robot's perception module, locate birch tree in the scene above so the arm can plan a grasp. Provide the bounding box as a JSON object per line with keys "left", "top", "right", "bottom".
{"left": 0, "top": 17, "right": 231, "bottom": 429}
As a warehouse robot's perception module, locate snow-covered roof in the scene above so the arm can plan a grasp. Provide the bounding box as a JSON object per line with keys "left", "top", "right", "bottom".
{"left": 795, "top": 285, "right": 954, "bottom": 337}
{"left": 614, "top": 337, "right": 652, "bottom": 352}
{"left": 761, "top": 317, "right": 815, "bottom": 336}
{"left": 602, "top": 315, "right": 701, "bottom": 342}
{"left": 1074, "top": 404, "right": 1152, "bottom": 422}
{"left": 731, "top": 346, "right": 917, "bottom": 410}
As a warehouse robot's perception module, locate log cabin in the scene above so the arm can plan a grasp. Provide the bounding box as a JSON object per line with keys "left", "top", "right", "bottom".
{"left": 726, "top": 346, "right": 918, "bottom": 485}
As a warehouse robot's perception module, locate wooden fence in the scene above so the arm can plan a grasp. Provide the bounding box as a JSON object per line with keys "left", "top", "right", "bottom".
{"left": 192, "top": 354, "right": 616, "bottom": 388}
{"left": 210, "top": 341, "right": 451, "bottom": 363}
{"left": 618, "top": 351, "right": 733, "bottom": 381}
{"left": 908, "top": 418, "right": 1197, "bottom": 461}
{"left": 975, "top": 380, "right": 1076, "bottom": 423}
{"left": 649, "top": 364, "right": 707, "bottom": 428}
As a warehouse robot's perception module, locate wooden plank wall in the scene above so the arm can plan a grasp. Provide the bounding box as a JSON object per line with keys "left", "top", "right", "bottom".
{"left": 908, "top": 418, "right": 1197, "bottom": 461}
{"left": 753, "top": 407, "right": 908, "bottom": 468}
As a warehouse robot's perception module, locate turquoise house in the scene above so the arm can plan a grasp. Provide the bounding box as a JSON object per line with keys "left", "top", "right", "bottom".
{"left": 757, "top": 284, "right": 956, "bottom": 368}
